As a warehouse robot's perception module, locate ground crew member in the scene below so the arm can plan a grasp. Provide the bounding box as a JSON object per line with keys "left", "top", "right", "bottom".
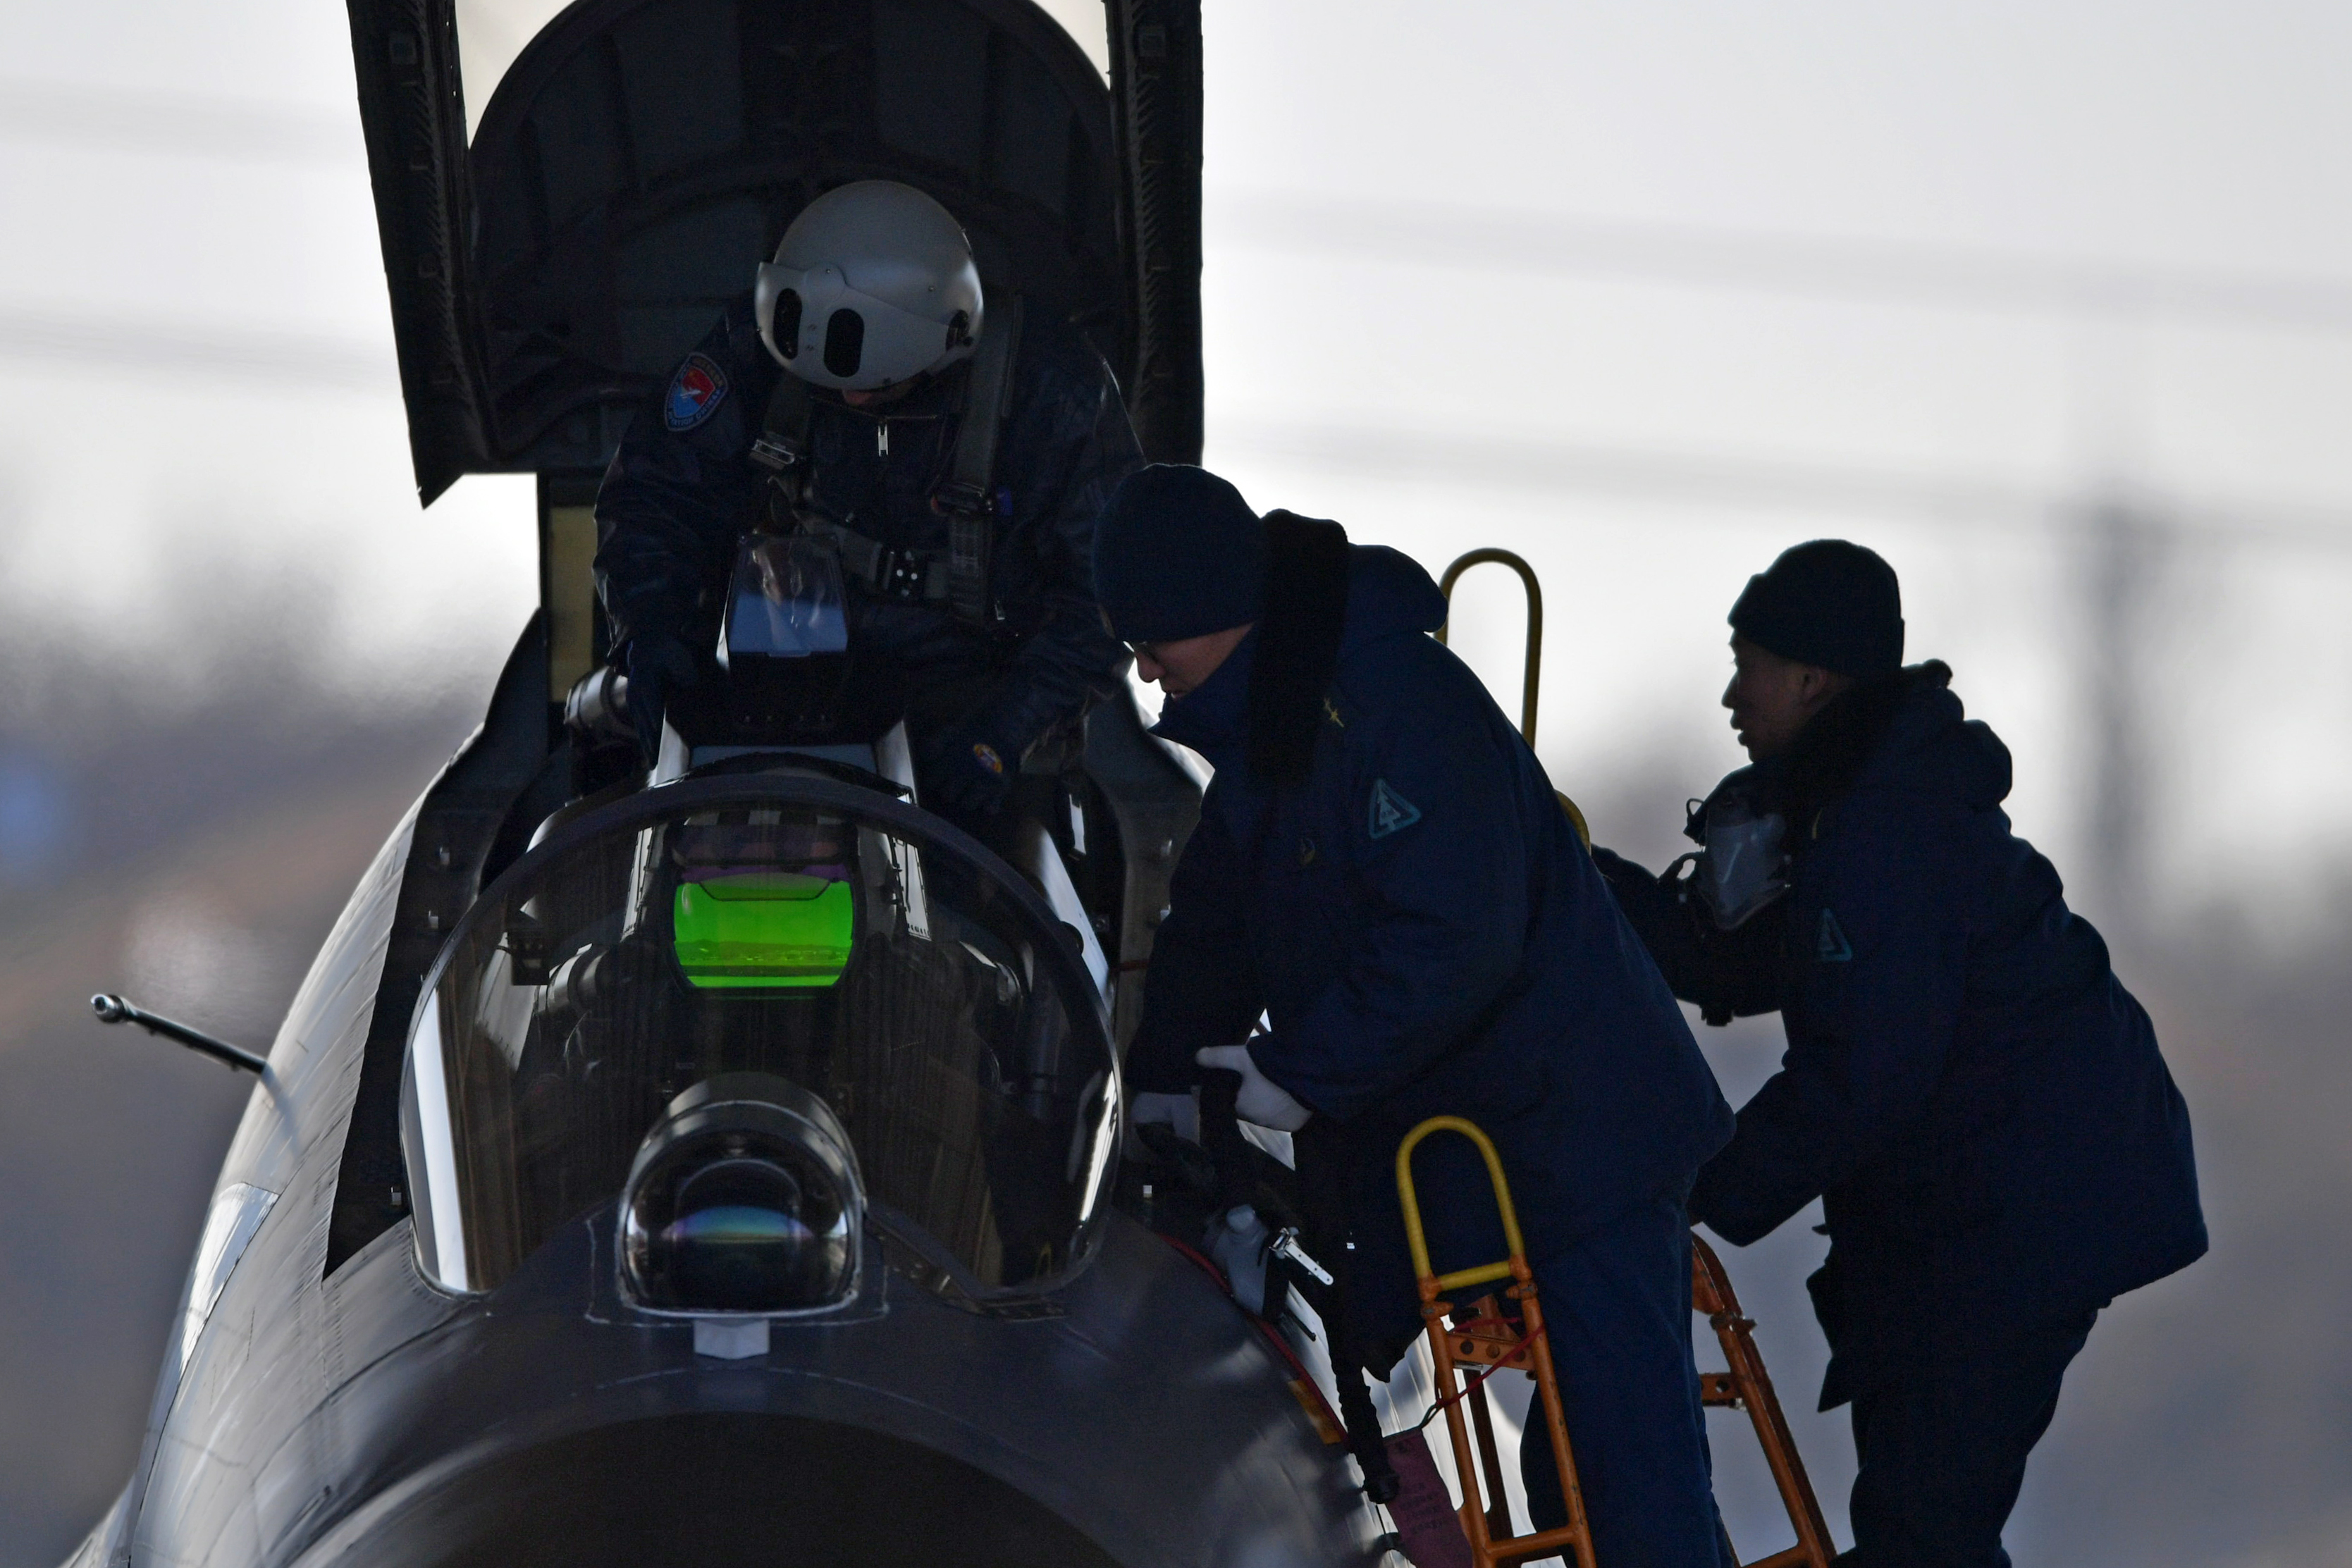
{"left": 1593, "top": 540, "right": 2207, "bottom": 1567}
{"left": 595, "top": 180, "right": 1138, "bottom": 836}
{"left": 1103, "top": 464, "right": 1737, "bottom": 1567}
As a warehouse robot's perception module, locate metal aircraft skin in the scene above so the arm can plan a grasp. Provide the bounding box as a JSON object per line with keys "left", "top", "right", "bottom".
{"left": 66, "top": 748, "right": 1382, "bottom": 1567}
{"left": 61, "top": 1, "right": 1403, "bottom": 1563}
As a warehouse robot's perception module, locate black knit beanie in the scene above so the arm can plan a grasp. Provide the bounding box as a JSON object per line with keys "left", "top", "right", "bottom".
{"left": 1730, "top": 540, "right": 1904, "bottom": 677}
{"left": 1092, "top": 464, "right": 1267, "bottom": 643}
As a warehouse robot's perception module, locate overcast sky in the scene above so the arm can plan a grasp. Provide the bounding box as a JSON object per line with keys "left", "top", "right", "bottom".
{"left": 0, "top": 0, "right": 2346, "bottom": 925}
{"left": 1194, "top": 2, "right": 2352, "bottom": 936}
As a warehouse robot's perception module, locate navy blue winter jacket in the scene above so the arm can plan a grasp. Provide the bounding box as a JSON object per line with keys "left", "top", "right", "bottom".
{"left": 594, "top": 294, "right": 1138, "bottom": 754}
{"left": 1132, "top": 538, "right": 1732, "bottom": 1323}
{"left": 1597, "top": 666, "right": 2205, "bottom": 1378}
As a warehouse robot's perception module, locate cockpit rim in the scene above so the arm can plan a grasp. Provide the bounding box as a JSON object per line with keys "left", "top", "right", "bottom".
{"left": 412, "top": 772, "right": 1112, "bottom": 1035}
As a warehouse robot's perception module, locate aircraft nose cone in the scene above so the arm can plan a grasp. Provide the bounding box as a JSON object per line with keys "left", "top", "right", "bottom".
{"left": 299, "top": 1412, "right": 1119, "bottom": 1568}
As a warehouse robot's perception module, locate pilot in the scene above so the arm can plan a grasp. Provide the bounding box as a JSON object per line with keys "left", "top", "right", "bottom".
{"left": 594, "top": 179, "right": 1140, "bottom": 837}
{"left": 1102, "top": 465, "right": 1737, "bottom": 1566}
{"left": 1590, "top": 541, "right": 2208, "bottom": 1567}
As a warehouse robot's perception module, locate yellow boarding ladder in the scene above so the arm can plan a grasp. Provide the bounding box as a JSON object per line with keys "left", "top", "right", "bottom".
{"left": 1397, "top": 1116, "right": 1594, "bottom": 1568}
{"left": 1427, "top": 551, "right": 1834, "bottom": 1565}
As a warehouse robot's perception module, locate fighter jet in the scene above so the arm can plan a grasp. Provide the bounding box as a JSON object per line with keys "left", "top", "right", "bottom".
{"left": 63, "top": 2, "right": 1416, "bottom": 1562}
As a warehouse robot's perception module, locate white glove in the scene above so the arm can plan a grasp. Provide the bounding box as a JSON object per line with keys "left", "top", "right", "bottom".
{"left": 1126, "top": 1090, "right": 1201, "bottom": 1149}
{"left": 1195, "top": 1044, "right": 1313, "bottom": 1132}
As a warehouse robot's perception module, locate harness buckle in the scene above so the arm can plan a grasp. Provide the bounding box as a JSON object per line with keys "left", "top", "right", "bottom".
{"left": 932, "top": 479, "right": 988, "bottom": 517}
{"left": 749, "top": 433, "right": 806, "bottom": 472}
{"left": 878, "top": 548, "right": 931, "bottom": 603}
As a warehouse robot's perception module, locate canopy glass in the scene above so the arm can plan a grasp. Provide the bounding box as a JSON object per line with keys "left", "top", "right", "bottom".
{"left": 401, "top": 777, "right": 1119, "bottom": 1304}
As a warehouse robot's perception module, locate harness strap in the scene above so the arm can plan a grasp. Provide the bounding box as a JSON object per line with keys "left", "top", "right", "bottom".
{"left": 748, "top": 294, "right": 1023, "bottom": 621}
{"left": 749, "top": 369, "right": 816, "bottom": 500}
{"left": 796, "top": 515, "right": 947, "bottom": 603}
{"left": 936, "top": 294, "right": 1024, "bottom": 622}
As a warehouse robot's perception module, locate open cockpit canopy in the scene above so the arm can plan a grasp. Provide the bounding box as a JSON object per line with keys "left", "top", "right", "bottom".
{"left": 347, "top": 0, "right": 1200, "bottom": 500}
{"left": 402, "top": 776, "right": 1119, "bottom": 1304}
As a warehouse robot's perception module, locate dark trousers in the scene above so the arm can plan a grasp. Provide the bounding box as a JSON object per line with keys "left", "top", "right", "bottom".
{"left": 1837, "top": 1308, "right": 2097, "bottom": 1567}
{"left": 1519, "top": 1193, "right": 1730, "bottom": 1568}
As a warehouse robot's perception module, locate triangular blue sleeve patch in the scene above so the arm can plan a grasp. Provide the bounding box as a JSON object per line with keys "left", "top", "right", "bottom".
{"left": 1817, "top": 908, "right": 1853, "bottom": 962}
{"left": 1368, "top": 779, "right": 1422, "bottom": 840}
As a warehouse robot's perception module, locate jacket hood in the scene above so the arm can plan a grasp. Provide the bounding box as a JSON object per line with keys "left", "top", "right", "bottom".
{"left": 1342, "top": 544, "right": 1451, "bottom": 650}
{"left": 1792, "top": 661, "right": 2013, "bottom": 817}
{"left": 1859, "top": 677, "right": 2012, "bottom": 812}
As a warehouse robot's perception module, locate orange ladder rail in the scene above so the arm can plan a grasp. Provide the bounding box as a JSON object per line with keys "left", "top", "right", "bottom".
{"left": 1693, "top": 1234, "right": 1837, "bottom": 1568}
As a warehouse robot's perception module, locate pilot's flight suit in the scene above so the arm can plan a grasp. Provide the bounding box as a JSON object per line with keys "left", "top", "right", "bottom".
{"left": 1595, "top": 664, "right": 2206, "bottom": 1567}
{"left": 595, "top": 295, "right": 1140, "bottom": 830}
{"left": 1129, "top": 526, "right": 1737, "bottom": 1567}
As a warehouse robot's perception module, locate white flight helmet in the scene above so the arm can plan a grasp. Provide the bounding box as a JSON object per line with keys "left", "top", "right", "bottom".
{"left": 754, "top": 180, "right": 984, "bottom": 393}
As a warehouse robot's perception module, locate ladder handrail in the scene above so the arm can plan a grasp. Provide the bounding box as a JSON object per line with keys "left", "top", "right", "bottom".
{"left": 1436, "top": 548, "right": 1543, "bottom": 746}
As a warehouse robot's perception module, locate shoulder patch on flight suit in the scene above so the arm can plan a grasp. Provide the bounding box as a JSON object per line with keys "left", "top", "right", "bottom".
{"left": 664, "top": 352, "right": 729, "bottom": 431}
{"left": 1817, "top": 908, "right": 1853, "bottom": 962}
{"left": 1367, "top": 779, "right": 1422, "bottom": 840}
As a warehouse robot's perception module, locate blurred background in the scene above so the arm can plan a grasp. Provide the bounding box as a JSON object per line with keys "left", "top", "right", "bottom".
{"left": 0, "top": 0, "right": 2345, "bottom": 1562}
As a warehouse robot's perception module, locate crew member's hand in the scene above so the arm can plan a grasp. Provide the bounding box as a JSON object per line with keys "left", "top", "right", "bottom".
{"left": 1195, "top": 1044, "right": 1313, "bottom": 1132}
{"left": 1128, "top": 1090, "right": 1201, "bottom": 1144}
{"left": 624, "top": 635, "right": 698, "bottom": 764}
{"left": 920, "top": 717, "right": 1019, "bottom": 817}
{"left": 1124, "top": 1089, "right": 1202, "bottom": 1159}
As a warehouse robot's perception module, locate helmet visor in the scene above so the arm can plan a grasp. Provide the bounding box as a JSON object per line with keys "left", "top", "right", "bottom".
{"left": 755, "top": 262, "right": 974, "bottom": 390}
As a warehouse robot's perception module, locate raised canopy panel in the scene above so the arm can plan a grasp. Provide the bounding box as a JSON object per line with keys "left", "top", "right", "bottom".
{"left": 472, "top": 0, "right": 1121, "bottom": 477}
{"left": 347, "top": 0, "right": 1140, "bottom": 501}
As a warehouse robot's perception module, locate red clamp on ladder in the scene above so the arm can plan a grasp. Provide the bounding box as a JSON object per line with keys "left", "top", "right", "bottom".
{"left": 1397, "top": 1116, "right": 1594, "bottom": 1568}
